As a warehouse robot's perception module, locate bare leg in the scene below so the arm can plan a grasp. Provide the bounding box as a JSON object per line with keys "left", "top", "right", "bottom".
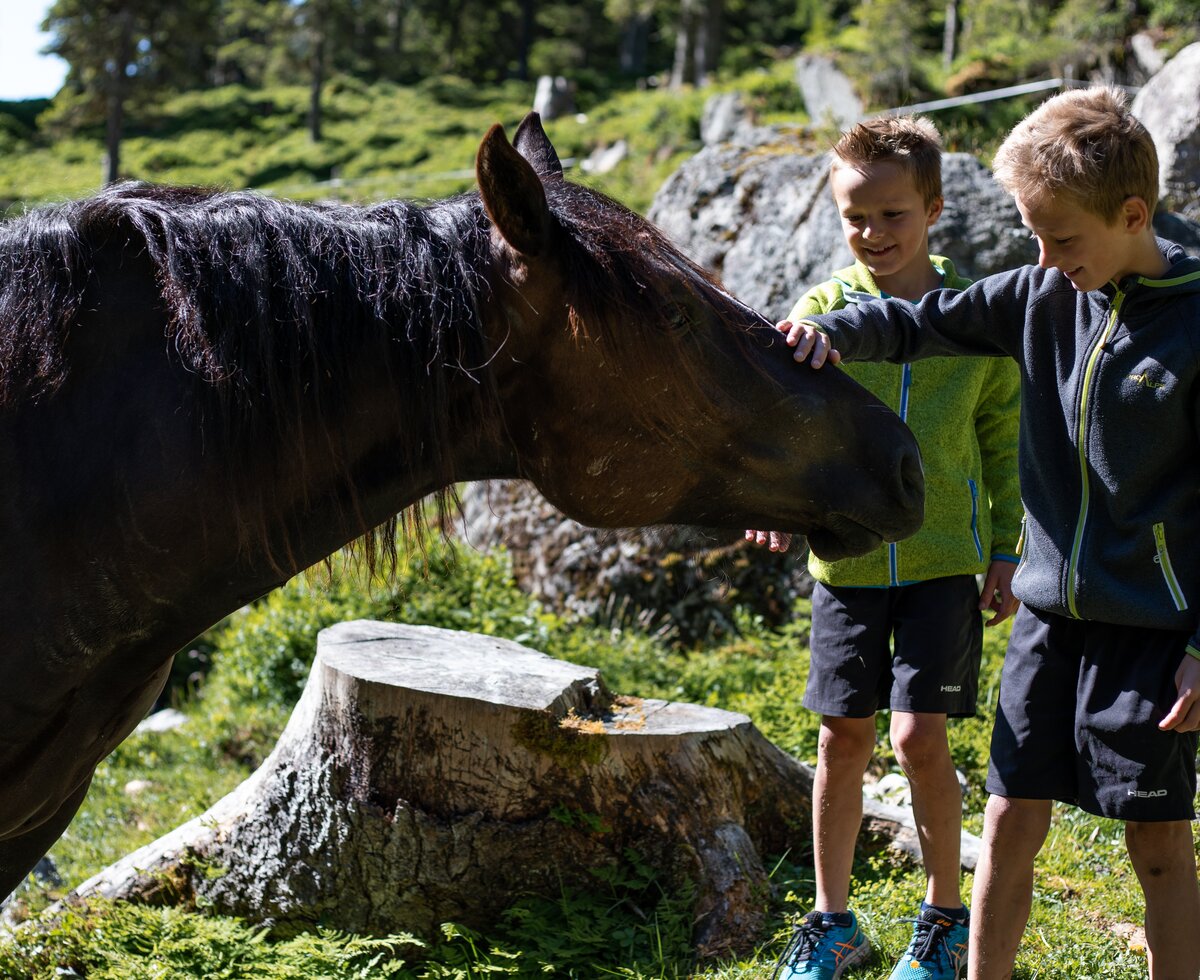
{"left": 1125, "top": 820, "right": 1200, "bottom": 980}
{"left": 890, "top": 710, "right": 963, "bottom": 909}
{"left": 968, "top": 795, "right": 1051, "bottom": 980}
{"left": 812, "top": 715, "right": 877, "bottom": 912}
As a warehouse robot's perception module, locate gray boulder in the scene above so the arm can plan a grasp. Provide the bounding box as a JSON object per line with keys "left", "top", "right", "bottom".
{"left": 648, "top": 136, "right": 1036, "bottom": 321}
{"left": 1132, "top": 42, "right": 1200, "bottom": 221}
{"left": 700, "top": 92, "right": 752, "bottom": 146}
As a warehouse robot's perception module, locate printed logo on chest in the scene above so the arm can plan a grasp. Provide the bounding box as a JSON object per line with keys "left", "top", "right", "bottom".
{"left": 1126, "top": 371, "right": 1166, "bottom": 390}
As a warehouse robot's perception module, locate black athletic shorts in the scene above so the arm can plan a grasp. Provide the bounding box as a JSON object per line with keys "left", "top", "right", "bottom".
{"left": 804, "top": 575, "right": 984, "bottom": 719}
{"left": 987, "top": 604, "right": 1199, "bottom": 821}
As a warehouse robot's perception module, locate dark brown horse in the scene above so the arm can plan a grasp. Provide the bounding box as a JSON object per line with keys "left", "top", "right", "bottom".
{"left": 0, "top": 113, "right": 922, "bottom": 899}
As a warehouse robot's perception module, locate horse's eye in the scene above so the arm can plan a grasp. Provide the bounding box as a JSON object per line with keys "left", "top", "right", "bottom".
{"left": 668, "top": 307, "right": 692, "bottom": 336}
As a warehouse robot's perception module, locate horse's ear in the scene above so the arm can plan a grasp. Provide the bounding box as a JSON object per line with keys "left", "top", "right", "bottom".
{"left": 476, "top": 122, "right": 551, "bottom": 258}
{"left": 513, "top": 112, "right": 563, "bottom": 180}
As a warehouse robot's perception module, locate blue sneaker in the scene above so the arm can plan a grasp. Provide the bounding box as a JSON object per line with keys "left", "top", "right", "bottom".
{"left": 774, "top": 910, "right": 871, "bottom": 979}
{"left": 886, "top": 907, "right": 969, "bottom": 980}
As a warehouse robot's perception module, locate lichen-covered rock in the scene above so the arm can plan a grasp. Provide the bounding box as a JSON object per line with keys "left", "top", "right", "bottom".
{"left": 1132, "top": 42, "right": 1200, "bottom": 221}
{"left": 648, "top": 138, "right": 1038, "bottom": 320}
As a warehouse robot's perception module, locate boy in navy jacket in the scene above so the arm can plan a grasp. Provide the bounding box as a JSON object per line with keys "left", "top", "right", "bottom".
{"left": 781, "top": 87, "right": 1200, "bottom": 980}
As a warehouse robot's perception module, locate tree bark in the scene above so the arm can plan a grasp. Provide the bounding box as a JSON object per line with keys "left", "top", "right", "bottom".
{"left": 104, "top": 11, "right": 135, "bottom": 185}
{"left": 308, "top": 33, "right": 325, "bottom": 142}
{"left": 943, "top": 0, "right": 959, "bottom": 70}
{"left": 670, "top": 0, "right": 695, "bottom": 89}
{"left": 516, "top": 0, "right": 535, "bottom": 81}
{"left": 69, "top": 621, "right": 978, "bottom": 956}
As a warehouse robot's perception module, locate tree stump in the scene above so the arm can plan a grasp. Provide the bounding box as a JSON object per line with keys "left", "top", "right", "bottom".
{"left": 70, "top": 621, "right": 977, "bottom": 956}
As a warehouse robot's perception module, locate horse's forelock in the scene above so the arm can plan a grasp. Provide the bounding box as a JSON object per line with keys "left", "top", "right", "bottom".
{"left": 538, "top": 180, "right": 767, "bottom": 450}
{"left": 546, "top": 180, "right": 759, "bottom": 351}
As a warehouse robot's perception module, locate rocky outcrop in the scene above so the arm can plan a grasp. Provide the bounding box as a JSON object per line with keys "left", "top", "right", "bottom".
{"left": 532, "top": 75, "right": 575, "bottom": 121}
{"left": 648, "top": 138, "right": 1037, "bottom": 321}
{"left": 1132, "top": 41, "right": 1200, "bottom": 221}
{"left": 648, "top": 120, "right": 1200, "bottom": 321}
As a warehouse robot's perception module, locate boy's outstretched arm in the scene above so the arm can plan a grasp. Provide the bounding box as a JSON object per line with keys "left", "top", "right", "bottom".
{"left": 1159, "top": 652, "right": 1200, "bottom": 732}
{"left": 782, "top": 273, "right": 1030, "bottom": 366}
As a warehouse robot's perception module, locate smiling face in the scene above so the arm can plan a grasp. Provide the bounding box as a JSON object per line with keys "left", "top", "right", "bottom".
{"left": 1015, "top": 192, "right": 1168, "bottom": 292}
{"left": 830, "top": 158, "right": 943, "bottom": 300}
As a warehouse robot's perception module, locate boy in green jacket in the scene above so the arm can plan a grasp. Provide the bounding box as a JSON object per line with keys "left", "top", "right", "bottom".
{"left": 749, "top": 116, "right": 1022, "bottom": 980}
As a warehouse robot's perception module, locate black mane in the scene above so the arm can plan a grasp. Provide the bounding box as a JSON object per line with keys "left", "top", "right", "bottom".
{"left": 0, "top": 178, "right": 751, "bottom": 571}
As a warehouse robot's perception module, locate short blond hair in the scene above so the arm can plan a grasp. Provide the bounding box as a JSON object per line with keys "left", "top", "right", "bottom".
{"left": 992, "top": 86, "right": 1159, "bottom": 221}
{"left": 832, "top": 116, "right": 944, "bottom": 206}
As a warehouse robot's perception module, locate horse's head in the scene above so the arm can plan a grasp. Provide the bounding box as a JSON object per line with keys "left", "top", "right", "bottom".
{"left": 474, "top": 114, "right": 923, "bottom": 560}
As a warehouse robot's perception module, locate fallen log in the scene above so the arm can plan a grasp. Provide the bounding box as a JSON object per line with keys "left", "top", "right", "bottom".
{"left": 69, "top": 620, "right": 979, "bottom": 956}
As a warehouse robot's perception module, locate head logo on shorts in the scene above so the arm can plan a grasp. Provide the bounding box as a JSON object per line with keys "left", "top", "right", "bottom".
{"left": 1128, "top": 788, "right": 1168, "bottom": 798}
{"left": 940, "top": 684, "right": 962, "bottom": 692}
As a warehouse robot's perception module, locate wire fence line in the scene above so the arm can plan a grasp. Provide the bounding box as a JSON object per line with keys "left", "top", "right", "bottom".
{"left": 884, "top": 75, "right": 1140, "bottom": 118}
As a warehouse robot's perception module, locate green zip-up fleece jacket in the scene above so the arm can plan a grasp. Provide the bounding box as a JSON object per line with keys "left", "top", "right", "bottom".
{"left": 787, "top": 256, "right": 1022, "bottom": 587}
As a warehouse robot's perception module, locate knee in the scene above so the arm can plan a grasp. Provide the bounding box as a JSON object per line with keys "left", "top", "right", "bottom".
{"left": 890, "top": 714, "right": 949, "bottom": 774}
{"left": 1125, "top": 820, "right": 1197, "bottom": 871}
{"left": 819, "top": 718, "right": 876, "bottom": 768}
{"left": 983, "top": 796, "right": 1051, "bottom": 854}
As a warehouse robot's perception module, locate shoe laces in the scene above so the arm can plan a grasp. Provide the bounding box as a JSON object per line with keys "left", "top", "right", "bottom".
{"left": 901, "top": 912, "right": 954, "bottom": 962}
{"left": 783, "top": 912, "right": 858, "bottom": 970}
{"left": 786, "top": 913, "right": 832, "bottom": 964}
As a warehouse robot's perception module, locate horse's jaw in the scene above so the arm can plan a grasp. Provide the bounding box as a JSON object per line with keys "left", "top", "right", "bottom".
{"left": 804, "top": 522, "right": 886, "bottom": 562}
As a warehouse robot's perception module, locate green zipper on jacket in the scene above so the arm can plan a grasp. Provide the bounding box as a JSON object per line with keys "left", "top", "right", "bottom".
{"left": 1066, "top": 288, "right": 1125, "bottom": 618}
{"left": 1153, "top": 522, "right": 1189, "bottom": 611}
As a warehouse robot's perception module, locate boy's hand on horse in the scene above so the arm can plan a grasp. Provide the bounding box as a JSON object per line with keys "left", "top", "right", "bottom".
{"left": 745, "top": 529, "right": 792, "bottom": 552}
{"left": 776, "top": 319, "right": 842, "bottom": 368}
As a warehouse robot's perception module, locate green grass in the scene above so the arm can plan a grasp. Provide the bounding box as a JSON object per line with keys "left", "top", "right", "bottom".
{"left": 0, "top": 74, "right": 711, "bottom": 217}
{"left": 2, "top": 538, "right": 1190, "bottom": 978}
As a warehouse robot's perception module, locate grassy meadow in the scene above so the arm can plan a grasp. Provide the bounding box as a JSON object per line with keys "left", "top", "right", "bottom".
{"left": 0, "top": 538, "right": 1165, "bottom": 979}
{"left": 0, "top": 69, "right": 1187, "bottom": 978}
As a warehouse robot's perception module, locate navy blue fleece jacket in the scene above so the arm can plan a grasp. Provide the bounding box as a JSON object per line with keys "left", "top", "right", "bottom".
{"left": 805, "top": 239, "right": 1200, "bottom": 659}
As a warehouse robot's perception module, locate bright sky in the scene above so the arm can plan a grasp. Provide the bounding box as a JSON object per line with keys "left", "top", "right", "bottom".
{"left": 0, "top": 0, "right": 67, "bottom": 101}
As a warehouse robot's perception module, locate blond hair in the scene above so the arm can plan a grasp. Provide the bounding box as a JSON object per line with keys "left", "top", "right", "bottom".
{"left": 992, "top": 86, "right": 1159, "bottom": 221}
{"left": 832, "top": 116, "right": 944, "bottom": 206}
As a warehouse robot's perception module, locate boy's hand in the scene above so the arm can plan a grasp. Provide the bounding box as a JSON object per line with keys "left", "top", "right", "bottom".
{"left": 979, "top": 560, "right": 1019, "bottom": 626}
{"left": 745, "top": 529, "right": 792, "bottom": 552}
{"left": 776, "top": 319, "right": 842, "bottom": 368}
{"left": 1158, "top": 653, "right": 1200, "bottom": 732}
